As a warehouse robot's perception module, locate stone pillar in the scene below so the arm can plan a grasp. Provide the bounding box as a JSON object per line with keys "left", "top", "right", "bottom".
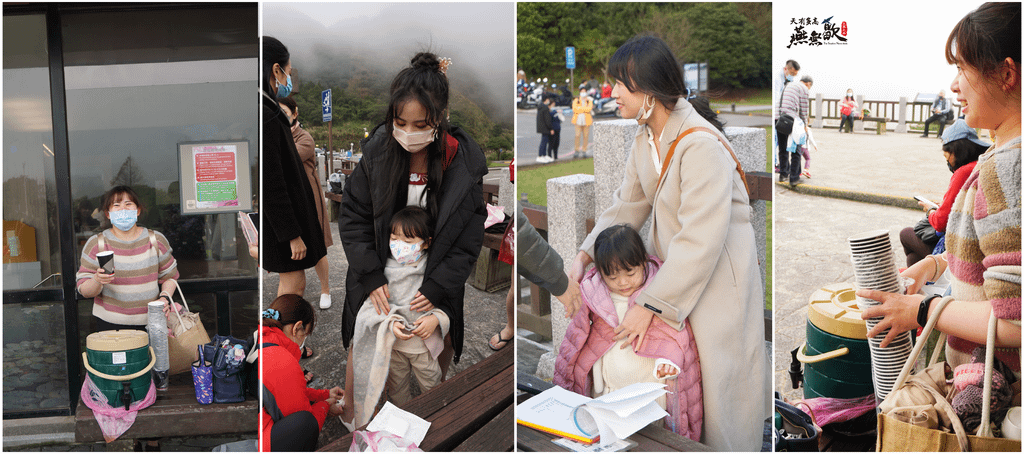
{"left": 725, "top": 127, "right": 768, "bottom": 288}
{"left": 854, "top": 94, "right": 865, "bottom": 132}
{"left": 897, "top": 97, "right": 908, "bottom": 133}
{"left": 591, "top": 119, "right": 651, "bottom": 241}
{"left": 545, "top": 174, "right": 595, "bottom": 354}
{"left": 496, "top": 167, "right": 513, "bottom": 216}
{"left": 813, "top": 93, "right": 824, "bottom": 128}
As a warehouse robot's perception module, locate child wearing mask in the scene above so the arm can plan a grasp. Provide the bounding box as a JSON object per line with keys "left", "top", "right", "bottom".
{"left": 349, "top": 206, "right": 448, "bottom": 427}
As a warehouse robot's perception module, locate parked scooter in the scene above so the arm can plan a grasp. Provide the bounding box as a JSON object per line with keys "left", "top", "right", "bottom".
{"left": 548, "top": 80, "right": 573, "bottom": 107}
{"left": 592, "top": 96, "right": 618, "bottom": 117}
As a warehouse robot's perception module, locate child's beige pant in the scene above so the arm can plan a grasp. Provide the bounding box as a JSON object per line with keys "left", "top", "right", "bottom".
{"left": 387, "top": 350, "right": 442, "bottom": 405}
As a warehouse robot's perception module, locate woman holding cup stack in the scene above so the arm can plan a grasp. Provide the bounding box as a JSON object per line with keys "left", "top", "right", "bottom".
{"left": 858, "top": 3, "right": 1020, "bottom": 375}
{"left": 76, "top": 185, "right": 180, "bottom": 333}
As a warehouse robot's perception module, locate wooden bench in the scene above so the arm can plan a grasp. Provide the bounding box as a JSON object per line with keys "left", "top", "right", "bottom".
{"left": 516, "top": 373, "right": 712, "bottom": 452}
{"left": 75, "top": 373, "right": 256, "bottom": 443}
{"left": 318, "top": 344, "right": 514, "bottom": 452}
{"left": 862, "top": 116, "right": 888, "bottom": 135}
{"left": 470, "top": 183, "right": 512, "bottom": 292}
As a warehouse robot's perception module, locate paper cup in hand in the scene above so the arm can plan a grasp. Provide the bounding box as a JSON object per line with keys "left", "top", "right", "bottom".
{"left": 97, "top": 251, "right": 114, "bottom": 274}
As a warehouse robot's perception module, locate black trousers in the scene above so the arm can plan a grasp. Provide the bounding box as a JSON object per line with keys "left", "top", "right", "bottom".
{"left": 549, "top": 129, "right": 561, "bottom": 159}
{"left": 271, "top": 410, "right": 319, "bottom": 451}
{"left": 923, "top": 113, "right": 947, "bottom": 137}
{"left": 776, "top": 129, "right": 802, "bottom": 183}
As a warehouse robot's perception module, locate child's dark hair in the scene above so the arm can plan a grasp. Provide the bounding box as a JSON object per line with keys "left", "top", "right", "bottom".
{"left": 593, "top": 224, "right": 654, "bottom": 284}
{"left": 607, "top": 34, "right": 725, "bottom": 133}
{"left": 943, "top": 138, "right": 989, "bottom": 170}
{"left": 374, "top": 52, "right": 450, "bottom": 219}
{"left": 390, "top": 206, "right": 432, "bottom": 242}
{"left": 263, "top": 294, "right": 316, "bottom": 334}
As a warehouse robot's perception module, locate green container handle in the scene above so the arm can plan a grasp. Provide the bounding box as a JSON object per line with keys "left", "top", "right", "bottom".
{"left": 82, "top": 346, "right": 156, "bottom": 381}
{"left": 796, "top": 342, "right": 849, "bottom": 364}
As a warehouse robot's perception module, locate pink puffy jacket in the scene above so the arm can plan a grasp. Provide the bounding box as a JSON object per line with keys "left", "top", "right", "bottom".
{"left": 553, "top": 256, "right": 703, "bottom": 441}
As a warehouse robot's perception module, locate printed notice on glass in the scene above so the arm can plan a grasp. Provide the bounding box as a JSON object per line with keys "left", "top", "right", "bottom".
{"left": 178, "top": 140, "right": 252, "bottom": 215}
{"left": 194, "top": 145, "right": 239, "bottom": 208}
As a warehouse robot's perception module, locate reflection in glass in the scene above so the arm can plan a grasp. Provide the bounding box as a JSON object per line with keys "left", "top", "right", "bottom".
{"left": 2, "top": 14, "right": 60, "bottom": 291}
{"left": 2, "top": 302, "right": 70, "bottom": 414}
{"left": 62, "top": 7, "right": 258, "bottom": 280}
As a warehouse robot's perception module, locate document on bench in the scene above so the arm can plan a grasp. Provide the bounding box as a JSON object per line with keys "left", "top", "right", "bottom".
{"left": 516, "top": 383, "right": 668, "bottom": 447}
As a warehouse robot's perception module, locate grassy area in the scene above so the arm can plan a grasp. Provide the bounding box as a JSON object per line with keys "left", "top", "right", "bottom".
{"left": 517, "top": 158, "right": 594, "bottom": 205}
{"left": 710, "top": 87, "right": 772, "bottom": 106}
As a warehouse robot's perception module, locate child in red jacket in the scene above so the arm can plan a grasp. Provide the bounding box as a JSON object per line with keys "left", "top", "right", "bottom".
{"left": 260, "top": 294, "right": 344, "bottom": 451}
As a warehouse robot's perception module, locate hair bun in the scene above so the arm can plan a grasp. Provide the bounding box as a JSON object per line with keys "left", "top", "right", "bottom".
{"left": 410, "top": 52, "right": 440, "bottom": 71}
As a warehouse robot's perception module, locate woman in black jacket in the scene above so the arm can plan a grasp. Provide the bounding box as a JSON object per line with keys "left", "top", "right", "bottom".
{"left": 262, "top": 36, "right": 327, "bottom": 295}
{"left": 337, "top": 52, "right": 487, "bottom": 425}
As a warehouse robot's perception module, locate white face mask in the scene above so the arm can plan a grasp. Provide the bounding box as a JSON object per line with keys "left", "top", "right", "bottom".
{"left": 390, "top": 239, "right": 425, "bottom": 265}
{"left": 635, "top": 95, "right": 656, "bottom": 125}
{"left": 392, "top": 123, "right": 435, "bottom": 153}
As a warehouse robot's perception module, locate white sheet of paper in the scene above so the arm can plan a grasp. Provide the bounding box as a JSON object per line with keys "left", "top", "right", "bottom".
{"left": 365, "top": 401, "right": 431, "bottom": 445}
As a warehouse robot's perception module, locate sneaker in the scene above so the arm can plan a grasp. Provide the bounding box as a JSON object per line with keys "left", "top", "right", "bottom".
{"left": 319, "top": 293, "right": 331, "bottom": 309}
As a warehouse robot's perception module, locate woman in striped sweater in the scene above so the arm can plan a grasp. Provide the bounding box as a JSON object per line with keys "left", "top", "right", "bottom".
{"left": 76, "top": 186, "right": 179, "bottom": 332}
{"left": 858, "top": 2, "right": 1020, "bottom": 375}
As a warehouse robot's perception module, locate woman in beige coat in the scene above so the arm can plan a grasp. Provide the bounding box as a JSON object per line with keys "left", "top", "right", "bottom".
{"left": 279, "top": 97, "right": 334, "bottom": 310}
{"left": 569, "top": 35, "right": 769, "bottom": 451}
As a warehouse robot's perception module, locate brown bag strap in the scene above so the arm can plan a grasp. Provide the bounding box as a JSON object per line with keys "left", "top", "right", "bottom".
{"left": 661, "top": 127, "right": 750, "bottom": 196}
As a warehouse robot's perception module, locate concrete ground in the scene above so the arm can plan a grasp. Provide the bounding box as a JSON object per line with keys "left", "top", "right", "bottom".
{"left": 774, "top": 126, "right": 959, "bottom": 401}
{"left": 261, "top": 223, "right": 507, "bottom": 448}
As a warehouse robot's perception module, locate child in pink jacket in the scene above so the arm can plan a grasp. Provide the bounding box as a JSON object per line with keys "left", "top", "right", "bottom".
{"left": 553, "top": 224, "right": 702, "bottom": 441}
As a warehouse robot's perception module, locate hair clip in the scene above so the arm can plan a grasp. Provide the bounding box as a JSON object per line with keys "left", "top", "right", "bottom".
{"left": 262, "top": 308, "right": 280, "bottom": 320}
{"left": 439, "top": 57, "right": 452, "bottom": 75}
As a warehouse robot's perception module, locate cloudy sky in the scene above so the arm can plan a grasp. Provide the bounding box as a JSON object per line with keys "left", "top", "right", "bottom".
{"left": 773, "top": 2, "right": 979, "bottom": 101}
{"left": 263, "top": 2, "right": 515, "bottom": 123}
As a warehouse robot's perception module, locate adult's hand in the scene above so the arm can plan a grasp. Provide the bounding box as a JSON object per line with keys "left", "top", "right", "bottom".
{"left": 94, "top": 269, "right": 115, "bottom": 285}
{"left": 289, "top": 237, "right": 307, "bottom": 261}
{"left": 410, "top": 292, "right": 435, "bottom": 312}
{"left": 569, "top": 251, "right": 593, "bottom": 284}
{"left": 858, "top": 289, "right": 925, "bottom": 348}
{"left": 917, "top": 200, "right": 935, "bottom": 213}
{"left": 326, "top": 397, "right": 344, "bottom": 416}
{"left": 329, "top": 386, "right": 344, "bottom": 402}
{"left": 555, "top": 279, "right": 582, "bottom": 319}
{"left": 612, "top": 304, "right": 655, "bottom": 351}
{"left": 370, "top": 284, "right": 390, "bottom": 315}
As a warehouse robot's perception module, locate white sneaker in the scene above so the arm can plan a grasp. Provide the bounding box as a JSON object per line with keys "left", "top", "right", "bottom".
{"left": 319, "top": 293, "right": 331, "bottom": 309}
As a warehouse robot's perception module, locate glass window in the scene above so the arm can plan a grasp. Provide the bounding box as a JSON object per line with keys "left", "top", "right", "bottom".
{"left": 3, "top": 302, "right": 70, "bottom": 415}
{"left": 62, "top": 6, "right": 258, "bottom": 280}
{"left": 2, "top": 14, "right": 61, "bottom": 291}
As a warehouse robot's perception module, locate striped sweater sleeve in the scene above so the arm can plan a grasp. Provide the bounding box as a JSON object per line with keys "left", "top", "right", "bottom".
{"left": 154, "top": 231, "right": 180, "bottom": 283}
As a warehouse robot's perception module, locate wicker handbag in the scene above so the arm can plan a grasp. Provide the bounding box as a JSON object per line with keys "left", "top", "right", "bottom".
{"left": 876, "top": 297, "right": 1020, "bottom": 451}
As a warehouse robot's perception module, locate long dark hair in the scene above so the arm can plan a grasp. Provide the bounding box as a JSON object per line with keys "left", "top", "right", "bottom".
{"left": 593, "top": 224, "right": 656, "bottom": 287}
{"left": 374, "top": 52, "right": 450, "bottom": 219}
{"left": 607, "top": 34, "right": 725, "bottom": 133}
{"left": 943, "top": 138, "right": 988, "bottom": 170}
{"left": 262, "top": 36, "right": 289, "bottom": 96}
{"left": 262, "top": 294, "right": 316, "bottom": 334}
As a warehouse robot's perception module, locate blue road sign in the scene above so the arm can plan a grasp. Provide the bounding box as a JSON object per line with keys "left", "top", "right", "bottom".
{"left": 566, "top": 47, "right": 576, "bottom": 69}
{"left": 322, "top": 89, "right": 332, "bottom": 123}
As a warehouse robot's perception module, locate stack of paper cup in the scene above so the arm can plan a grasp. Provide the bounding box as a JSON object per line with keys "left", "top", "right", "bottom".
{"left": 848, "top": 230, "right": 914, "bottom": 401}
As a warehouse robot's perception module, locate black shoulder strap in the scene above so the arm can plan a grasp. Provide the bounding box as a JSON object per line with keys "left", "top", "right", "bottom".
{"left": 258, "top": 342, "right": 283, "bottom": 422}
{"left": 262, "top": 384, "right": 284, "bottom": 422}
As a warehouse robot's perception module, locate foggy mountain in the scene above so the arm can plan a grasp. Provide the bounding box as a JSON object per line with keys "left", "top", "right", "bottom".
{"left": 264, "top": 3, "right": 514, "bottom": 127}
